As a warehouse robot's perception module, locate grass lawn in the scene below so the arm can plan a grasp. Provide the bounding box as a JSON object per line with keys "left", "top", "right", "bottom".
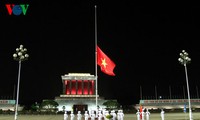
{"left": 0, "top": 112, "right": 200, "bottom": 120}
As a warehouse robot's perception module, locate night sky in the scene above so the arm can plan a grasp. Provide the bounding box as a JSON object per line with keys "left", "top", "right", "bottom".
{"left": 1, "top": 2, "right": 200, "bottom": 106}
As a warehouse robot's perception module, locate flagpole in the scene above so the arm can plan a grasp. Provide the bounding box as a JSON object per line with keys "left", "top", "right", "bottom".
{"left": 94, "top": 5, "right": 98, "bottom": 111}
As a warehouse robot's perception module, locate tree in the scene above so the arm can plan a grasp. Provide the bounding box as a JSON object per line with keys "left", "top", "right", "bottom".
{"left": 103, "top": 100, "right": 119, "bottom": 110}
{"left": 31, "top": 102, "right": 40, "bottom": 112}
{"left": 40, "top": 100, "right": 59, "bottom": 112}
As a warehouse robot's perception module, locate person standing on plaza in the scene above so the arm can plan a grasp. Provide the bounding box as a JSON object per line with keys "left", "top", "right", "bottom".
{"left": 98, "top": 111, "right": 103, "bottom": 120}
{"left": 64, "top": 111, "right": 68, "bottom": 120}
{"left": 139, "top": 105, "right": 143, "bottom": 120}
{"left": 90, "top": 110, "right": 96, "bottom": 120}
{"left": 146, "top": 108, "right": 150, "bottom": 120}
{"left": 141, "top": 109, "right": 145, "bottom": 120}
{"left": 120, "top": 110, "right": 124, "bottom": 120}
{"left": 161, "top": 109, "right": 165, "bottom": 120}
{"left": 117, "top": 110, "right": 121, "bottom": 120}
{"left": 110, "top": 110, "right": 117, "bottom": 120}
{"left": 77, "top": 111, "right": 82, "bottom": 120}
{"left": 84, "top": 111, "right": 89, "bottom": 120}
{"left": 70, "top": 111, "right": 75, "bottom": 120}
{"left": 136, "top": 109, "right": 140, "bottom": 120}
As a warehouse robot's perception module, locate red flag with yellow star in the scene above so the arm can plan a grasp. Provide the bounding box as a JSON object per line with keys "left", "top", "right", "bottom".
{"left": 97, "top": 46, "right": 116, "bottom": 76}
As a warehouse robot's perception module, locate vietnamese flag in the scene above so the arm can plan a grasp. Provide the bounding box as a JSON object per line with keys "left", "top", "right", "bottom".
{"left": 97, "top": 46, "right": 116, "bottom": 76}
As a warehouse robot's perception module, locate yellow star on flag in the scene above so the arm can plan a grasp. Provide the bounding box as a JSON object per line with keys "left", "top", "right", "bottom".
{"left": 101, "top": 58, "right": 108, "bottom": 68}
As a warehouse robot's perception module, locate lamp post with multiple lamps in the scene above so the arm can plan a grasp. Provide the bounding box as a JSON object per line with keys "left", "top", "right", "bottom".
{"left": 13, "top": 45, "right": 29, "bottom": 120}
{"left": 178, "top": 50, "right": 192, "bottom": 120}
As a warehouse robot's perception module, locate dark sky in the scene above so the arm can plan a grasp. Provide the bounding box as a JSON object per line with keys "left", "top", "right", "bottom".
{"left": 1, "top": 2, "right": 200, "bottom": 106}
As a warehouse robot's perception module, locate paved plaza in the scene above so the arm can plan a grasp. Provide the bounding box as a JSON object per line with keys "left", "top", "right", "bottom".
{"left": 0, "top": 112, "right": 200, "bottom": 120}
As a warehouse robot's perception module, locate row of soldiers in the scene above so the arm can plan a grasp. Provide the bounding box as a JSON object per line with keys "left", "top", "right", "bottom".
{"left": 136, "top": 108, "right": 165, "bottom": 120}
{"left": 64, "top": 109, "right": 124, "bottom": 120}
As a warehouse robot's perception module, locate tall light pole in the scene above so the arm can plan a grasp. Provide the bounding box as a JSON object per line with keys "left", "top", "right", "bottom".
{"left": 13, "top": 45, "right": 29, "bottom": 120}
{"left": 178, "top": 50, "right": 192, "bottom": 120}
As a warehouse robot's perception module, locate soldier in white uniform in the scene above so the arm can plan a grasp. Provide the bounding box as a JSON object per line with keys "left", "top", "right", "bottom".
{"left": 98, "top": 111, "right": 103, "bottom": 120}
{"left": 161, "top": 109, "right": 165, "bottom": 120}
{"left": 110, "top": 110, "right": 117, "bottom": 120}
{"left": 136, "top": 109, "right": 140, "bottom": 120}
{"left": 120, "top": 110, "right": 124, "bottom": 120}
{"left": 84, "top": 111, "right": 89, "bottom": 120}
{"left": 77, "top": 111, "right": 82, "bottom": 120}
{"left": 64, "top": 111, "right": 68, "bottom": 120}
{"left": 90, "top": 110, "right": 96, "bottom": 120}
{"left": 70, "top": 111, "right": 75, "bottom": 120}
{"left": 141, "top": 109, "right": 145, "bottom": 120}
{"left": 146, "top": 109, "right": 150, "bottom": 120}
{"left": 117, "top": 110, "right": 121, "bottom": 120}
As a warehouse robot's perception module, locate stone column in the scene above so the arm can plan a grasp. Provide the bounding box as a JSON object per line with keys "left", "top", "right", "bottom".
{"left": 63, "top": 80, "right": 66, "bottom": 94}
{"left": 76, "top": 80, "right": 78, "bottom": 95}
{"left": 92, "top": 80, "right": 95, "bottom": 95}
{"left": 70, "top": 80, "right": 72, "bottom": 94}
{"left": 82, "top": 80, "right": 84, "bottom": 95}
{"left": 88, "top": 80, "right": 90, "bottom": 95}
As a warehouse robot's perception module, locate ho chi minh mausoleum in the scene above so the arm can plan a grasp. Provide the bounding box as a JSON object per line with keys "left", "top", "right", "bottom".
{"left": 54, "top": 73, "right": 108, "bottom": 113}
